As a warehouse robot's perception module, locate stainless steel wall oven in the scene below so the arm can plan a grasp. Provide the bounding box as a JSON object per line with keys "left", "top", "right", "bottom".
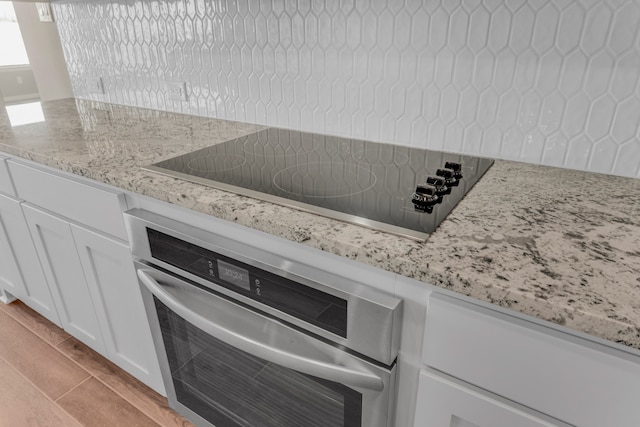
{"left": 125, "top": 209, "right": 402, "bottom": 427}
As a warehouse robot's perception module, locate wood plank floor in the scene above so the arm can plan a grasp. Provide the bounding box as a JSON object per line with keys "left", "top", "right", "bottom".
{"left": 0, "top": 300, "right": 194, "bottom": 427}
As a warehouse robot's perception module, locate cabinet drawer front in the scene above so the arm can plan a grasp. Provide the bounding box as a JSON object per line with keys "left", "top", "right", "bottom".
{"left": 414, "top": 370, "right": 562, "bottom": 427}
{"left": 423, "top": 293, "right": 640, "bottom": 427}
{"left": 0, "top": 155, "right": 16, "bottom": 197}
{"left": 8, "top": 160, "right": 127, "bottom": 240}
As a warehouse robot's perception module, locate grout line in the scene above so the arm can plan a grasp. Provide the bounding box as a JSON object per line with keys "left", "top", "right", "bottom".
{"left": 0, "top": 327, "right": 85, "bottom": 426}
{"left": 56, "top": 335, "right": 74, "bottom": 348}
{"left": 51, "top": 332, "right": 75, "bottom": 347}
{"left": 0, "top": 302, "right": 71, "bottom": 347}
{"left": 0, "top": 308, "right": 96, "bottom": 398}
{"left": 79, "top": 367, "right": 173, "bottom": 426}
{"left": 51, "top": 341, "right": 166, "bottom": 426}
{"left": 0, "top": 347, "right": 8, "bottom": 368}
{"left": 55, "top": 368, "right": 164, "bottom": 427}
{"left": 0, "top": 357, "right": 84, "bottom": 427}
{"left": 52, "top": 382, "right": 93, "bottom": 427}
{"left": 0, "top": 310, "right": 90, "bottom": 391}
{"left": 0, "top": 308, "right": 91, "bottom": 426}
{"left": 1, "top": 302, "right": 180, "bottom": 426}
{"left": 52, "top": 334, "right": 173, "bottom": 425}
{"left": 54, "top": 375, "right": 93, "bottom": 403}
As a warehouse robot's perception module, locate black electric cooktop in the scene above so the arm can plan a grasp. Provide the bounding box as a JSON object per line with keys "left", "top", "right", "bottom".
{"left": 145, "top": 128, "right": 493, "bottom": 240}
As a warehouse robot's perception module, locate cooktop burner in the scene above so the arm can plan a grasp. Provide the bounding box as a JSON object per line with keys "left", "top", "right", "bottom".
{"left": 144, "top": 128, "right": 493, "bottom": 240}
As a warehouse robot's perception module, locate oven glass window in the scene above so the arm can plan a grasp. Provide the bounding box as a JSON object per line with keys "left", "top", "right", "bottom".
{"left": 155, "top": 297, "right": 362, "bottom": 427}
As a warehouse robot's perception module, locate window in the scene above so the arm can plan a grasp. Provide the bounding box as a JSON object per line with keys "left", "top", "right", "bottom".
{"left": 0, "top": 1, "right": 29, "bottom": 66}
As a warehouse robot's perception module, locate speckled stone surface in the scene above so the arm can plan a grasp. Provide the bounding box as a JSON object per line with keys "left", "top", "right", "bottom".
{"left": 1, "top": 99, "right": 640, "bottom": 350}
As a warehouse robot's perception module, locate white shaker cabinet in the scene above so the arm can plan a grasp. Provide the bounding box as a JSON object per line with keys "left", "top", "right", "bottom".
{"left": 0, "top": 193, "right": 60, "bottom": 323}
{"left": 22, "top": 203, "right": 107, "bottom": 354}
{"left": 419, "top": 293, "right": 640, "bottom": 427}
{"left": 0, "top": 154, "right": 15, "bottom": 196}
{"left": 414, "top": 370, "right": 561, "bottom": 427}
{"left": 71, "top": 224, "right": 164, "bottom": 394}
{"left": 7, "top": 157, "right": 164, "bottom": 395}
{"left": 0, "top": 155, "right": 19, "bottom": 303}
{"left": 0, "top": 195, "right": 25, "bottom": 302}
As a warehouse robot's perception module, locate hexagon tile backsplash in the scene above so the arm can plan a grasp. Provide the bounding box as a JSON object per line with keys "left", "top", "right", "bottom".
{"left": 51, "top": 0, "right": 640, "bottom": 178}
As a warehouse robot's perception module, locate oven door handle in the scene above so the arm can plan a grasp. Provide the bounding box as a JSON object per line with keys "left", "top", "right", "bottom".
{"left": 138, "top": 269, "right": 385, "bottom": 392}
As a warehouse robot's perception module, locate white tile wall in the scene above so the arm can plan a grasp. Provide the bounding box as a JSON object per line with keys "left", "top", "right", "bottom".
{"left": 52, "top": 0, "right": 640, "bottom": 178}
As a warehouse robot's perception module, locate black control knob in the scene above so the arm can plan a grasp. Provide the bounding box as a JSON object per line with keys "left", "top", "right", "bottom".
{"left": 426, "top": 176, "right": 450, "bottom": 195}
{"left": 436, "top": 168, "right": 460, "bottom": 187}
{"left": 444, "top": 162, "right": 463, "bottom": 179}
{"left": 412, "top": 184, "right": 439, "bottom": 213}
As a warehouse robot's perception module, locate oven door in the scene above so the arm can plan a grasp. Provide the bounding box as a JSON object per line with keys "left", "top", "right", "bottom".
{"left": 136, "top": 262, "right": 396, "bottom": 427}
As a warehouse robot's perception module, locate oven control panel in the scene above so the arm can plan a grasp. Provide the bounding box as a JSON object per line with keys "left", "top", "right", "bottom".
{"left": 147, "top": 227, "right": 347, "bottom": 337}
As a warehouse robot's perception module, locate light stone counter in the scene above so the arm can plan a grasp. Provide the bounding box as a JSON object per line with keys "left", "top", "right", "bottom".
{"left": 1, "top": 99, "right": 640, "bottom": 350}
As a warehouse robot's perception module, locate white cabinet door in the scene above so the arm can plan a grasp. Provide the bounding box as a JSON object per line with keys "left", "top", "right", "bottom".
{"left": 0, "top": 154, "right": 16, "bottom": 196}
{"left": 0, "top": 197, "right": 26, "bottom": 299}
{"left": 414, "top": 370, "right": 564, "bottom": 427}
{"left": 0, "top": 194, "right": 60, "bottom": 324}
{"left": 70, "top": 224, "right": 165, "bottom": 395}
{"left": 22, "top": 204, "right": 106, "bottom": 354}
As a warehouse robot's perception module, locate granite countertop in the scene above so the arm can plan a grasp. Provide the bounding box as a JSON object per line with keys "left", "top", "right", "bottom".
{"left": 1, "top": 98, "right": 640, "bottom": 351}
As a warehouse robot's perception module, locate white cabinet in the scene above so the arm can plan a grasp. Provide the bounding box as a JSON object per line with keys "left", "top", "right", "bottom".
{"left": 5, "top": 156, "right": 164, "bottom": 395}
{"left": 0, "top": 154, "right": 15, "bottom": 196}
{"left": 414, "top": 370, "right": 563, "bottom": 427}
{"left": 0, "top": 154, "right": 20, "bottom": 302}
{"left": 22, "top": 203, "right": 106, "bottom": 353}
{"left": 421, "top": 293, "right": 640, "bottom": 427}
{"left": 0, "top": 196, "right": 26, "bottom": 300}
{"left": 71, "top": 224, "right": 164, "bottom": 394}
{"left": 0, "top": 193, "right": 59, "bottom": 324}
{"left": 22, "top": 202, "right": 164, "bottom": 394}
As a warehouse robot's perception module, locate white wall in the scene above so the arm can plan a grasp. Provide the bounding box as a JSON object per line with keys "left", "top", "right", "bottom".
{"left": 0, "top": 66, "right": 39, "bottom": 102}
{"left": 51, "top": 0, "right": 640, "bottom": 178}
{"left": 13, "top": 1, "right": 73, "bottom": 102}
